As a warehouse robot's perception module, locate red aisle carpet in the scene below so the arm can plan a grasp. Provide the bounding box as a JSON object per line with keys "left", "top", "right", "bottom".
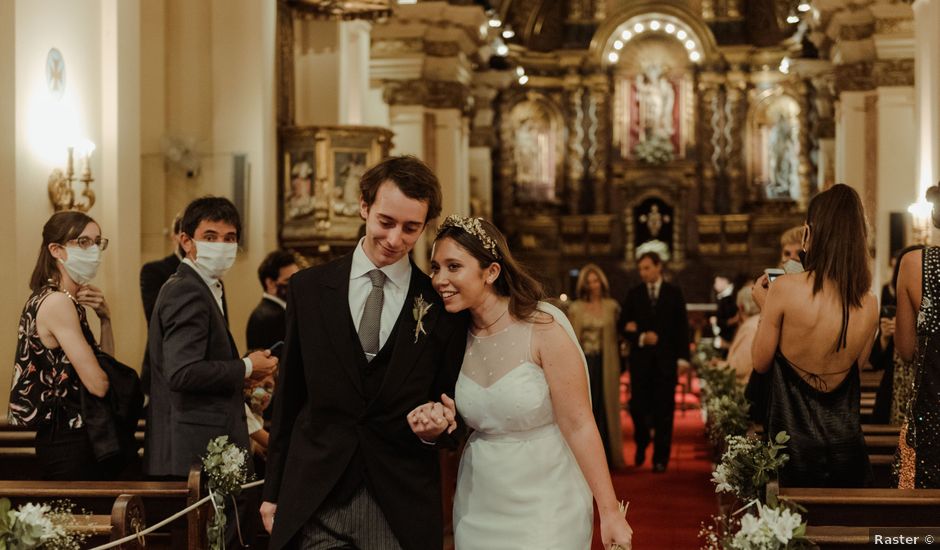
{"left": 591, "top": 379, "right": 716, "bottom": 549}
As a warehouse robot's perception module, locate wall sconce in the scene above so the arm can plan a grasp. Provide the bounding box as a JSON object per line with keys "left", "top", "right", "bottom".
{"left": 908, "top": 199, "right": 932, "bottom": 246}
{"left": 48, "top": 141, "right": 95, "bottom": 212}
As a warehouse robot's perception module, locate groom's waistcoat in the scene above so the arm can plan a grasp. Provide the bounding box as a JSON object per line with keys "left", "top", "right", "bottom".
{"left": 332, "top": 318, "right": 401, "bottom": 502}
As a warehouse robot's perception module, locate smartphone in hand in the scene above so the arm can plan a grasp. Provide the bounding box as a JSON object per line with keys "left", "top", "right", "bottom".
{"left": 764, "top": 268, "right": 785, "bottom": 283}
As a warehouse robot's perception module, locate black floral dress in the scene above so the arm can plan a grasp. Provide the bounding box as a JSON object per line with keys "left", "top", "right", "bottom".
{"left": 8, "top": 286, "right": 97, "bottom": 429}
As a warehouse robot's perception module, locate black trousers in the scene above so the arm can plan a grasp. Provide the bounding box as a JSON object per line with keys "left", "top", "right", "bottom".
{"left": 35, "top": 424, "right": 123, "bottom": 481}
{"left": 629, "top": 364, "right": 676, "bottom": 466}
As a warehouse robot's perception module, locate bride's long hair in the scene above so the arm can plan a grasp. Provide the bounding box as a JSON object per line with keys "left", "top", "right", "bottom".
{"left": 435, "top": 218, "right": 544, "bottom": 321}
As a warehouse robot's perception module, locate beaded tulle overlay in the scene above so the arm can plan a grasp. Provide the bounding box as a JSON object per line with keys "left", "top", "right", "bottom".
{"left": 452, "top": 302, "right": 593, "bottom": 549}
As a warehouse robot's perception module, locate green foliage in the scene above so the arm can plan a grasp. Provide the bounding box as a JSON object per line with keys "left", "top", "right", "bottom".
{"left": 202, "top": 436, "right": 252, "bottom": 550}
{"left": 711, "top": 432, "right": 790, "bottom": 502}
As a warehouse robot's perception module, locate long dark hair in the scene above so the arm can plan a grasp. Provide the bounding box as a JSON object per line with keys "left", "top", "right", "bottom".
{"left": 803, "top": 184, "right": 871, "bottom": 350}
{"left": 434, "top": 218, "right": 544, "bottom": 321}
{"left": 30, "top": 211, "right": 97, "bottom": 291}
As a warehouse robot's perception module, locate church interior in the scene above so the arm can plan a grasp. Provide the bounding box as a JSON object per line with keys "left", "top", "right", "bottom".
{"left": 2, "top": 0, "right": 940, "bottom": 548}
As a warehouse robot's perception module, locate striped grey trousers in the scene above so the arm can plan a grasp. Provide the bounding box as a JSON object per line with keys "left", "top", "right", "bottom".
{"left": 297, "top": 486, "right": 404, "bottom": 549}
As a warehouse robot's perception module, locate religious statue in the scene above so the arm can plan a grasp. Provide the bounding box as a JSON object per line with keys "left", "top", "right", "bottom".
{"left": 767, "top": 112, "right": 799, "bottom": 199}
{"left": 635, "top": 64, "right": 675, "bottom": 141}
{"left": 639, "top": 204, "right": 671, "bottom": 239}
{"left": 514, "top": 115, "right": 555, "bottom": 200}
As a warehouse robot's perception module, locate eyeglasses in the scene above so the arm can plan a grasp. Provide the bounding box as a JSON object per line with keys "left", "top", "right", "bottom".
{"left": 67, "top": 236, "right": 109, "bottom": 251}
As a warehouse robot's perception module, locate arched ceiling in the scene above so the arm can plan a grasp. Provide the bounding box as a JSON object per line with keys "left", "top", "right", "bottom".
{"left": 489, "top": 0, "right": 798, "bottom": 53}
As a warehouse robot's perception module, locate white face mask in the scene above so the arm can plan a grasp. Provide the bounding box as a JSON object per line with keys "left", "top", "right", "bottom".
{"left": 193, "top": 240, "right": 237, "bottom": 279}
{"left": 59, "top": 245, "right": 101, "bottom": 285}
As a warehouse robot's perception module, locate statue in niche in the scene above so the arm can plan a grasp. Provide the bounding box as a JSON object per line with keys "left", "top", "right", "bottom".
{"left": 514, "top": 115, "right": 555, "bottom": 201}
{"left": 640, "top": 204, "right": 671, "bottom": 239}
{"left": 634, "top": 198, "right": 674, "bottom": 262}
{"left": 635, "top": 64, "right": 675, "bottom": 141}
{"left": 766, "top": 112, "right": 799, "bottom": 199}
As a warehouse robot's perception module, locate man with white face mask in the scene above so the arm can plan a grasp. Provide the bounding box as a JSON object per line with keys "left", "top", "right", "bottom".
{"left": 145, "top": 196, "right": 278, "bottom": 547}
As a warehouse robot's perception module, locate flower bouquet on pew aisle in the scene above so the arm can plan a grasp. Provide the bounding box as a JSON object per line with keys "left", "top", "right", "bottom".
{"left": 202, "top": 435, "right": 253, "bottom": 550}
{"left": 700, "top": 500, "right": 813, "bottom": 550}
{"left": 0, "top": 498, "right": 88, "bottom": 550}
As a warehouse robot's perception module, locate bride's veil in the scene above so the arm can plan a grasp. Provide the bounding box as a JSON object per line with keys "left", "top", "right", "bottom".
{"left": 537, "top": 301, "right": 593, "bottom": 403}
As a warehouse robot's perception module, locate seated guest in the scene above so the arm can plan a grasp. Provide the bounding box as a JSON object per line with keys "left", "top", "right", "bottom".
{"left": 751, "top": 184, "right": 878, "bottom": 488}
{"left": 726, "top": 284, "right": 759, "bottom": 384}
{"left": 245, "top": 374, "right": 275, "bottom": 478}
{"left": 8, "top": 211, "right": 121, "bottom": 480}
{"left": 895, "top": 185, "right": 940, "bottom": 489}
{"left": 246, "top": 250, "right": 300, "bottom": 351}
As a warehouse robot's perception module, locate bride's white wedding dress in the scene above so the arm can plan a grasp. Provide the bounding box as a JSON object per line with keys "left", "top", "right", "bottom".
{"left": 453, "top": 302, "right": 593, "bottom": 549}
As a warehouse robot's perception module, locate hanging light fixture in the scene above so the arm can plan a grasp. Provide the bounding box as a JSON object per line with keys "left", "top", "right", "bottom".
{"left": 287, "top": 0, "right": 391, "bottom": 21}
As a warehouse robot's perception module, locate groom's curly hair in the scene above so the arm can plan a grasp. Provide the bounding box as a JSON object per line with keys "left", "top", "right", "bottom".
{"left": 435, "top": 218, "right": 545, "bottom": 322}
{"left": 359, "top": 155, "right": 442, "bottom": 222}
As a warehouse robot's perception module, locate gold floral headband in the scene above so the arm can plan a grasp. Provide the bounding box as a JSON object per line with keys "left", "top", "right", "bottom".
{"left": 438, "top": 215, "right": 500, "bottom": 259}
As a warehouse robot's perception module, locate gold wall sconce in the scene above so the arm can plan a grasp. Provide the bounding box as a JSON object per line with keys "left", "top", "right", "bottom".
{"left": 48, "top": 142, "right": 95, "bottom": 212}
{"left": 908, "top": 199, "right": 932, "bottom": 246}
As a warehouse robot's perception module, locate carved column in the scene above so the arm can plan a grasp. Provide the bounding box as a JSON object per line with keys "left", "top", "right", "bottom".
{"left": 725, "top": 73, "right": 748, "bottom": 212}
{"left": 586, "top": 74, "right": 610, "bottom": 214}
{"left": 468, "top": 73, "right": 510, "bottom": 220}
{"left": 914, "top": 0, "right": 940, "bottom": 195}
{"left": 698, "top": 73, "right": 724, "bottom": 214}
{"left": 563, "top": 69, "right": 585, "bottom": 215}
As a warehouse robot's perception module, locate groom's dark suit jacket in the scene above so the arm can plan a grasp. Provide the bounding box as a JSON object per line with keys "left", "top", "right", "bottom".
{"left": 263, "top": 253, "right": 468, "bottom": 550}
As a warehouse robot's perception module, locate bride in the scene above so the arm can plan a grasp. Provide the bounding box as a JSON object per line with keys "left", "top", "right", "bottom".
{"left": 407, "top": 215, "right": 633, "bottom": 549}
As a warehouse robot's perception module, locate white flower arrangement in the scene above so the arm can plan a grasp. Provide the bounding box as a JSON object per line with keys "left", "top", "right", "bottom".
{"left": 633, "top": 135, "right": 675, "bottom": 165}
{"left": 729, "top": 502, "right": 807, "bottom": 550}
{"left": 202, "top": 436, "right": 252, "bottom": 550}
{"left": 0, "top": 498, "right": 87, "bottom": 550}
{"left": 701, "top": 501, "right": 812, "bottom": 550}
{"left": 635, "top": 239, "right": 671, "bottom": 262}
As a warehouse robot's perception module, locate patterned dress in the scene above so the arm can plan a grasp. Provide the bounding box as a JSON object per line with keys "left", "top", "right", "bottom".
{"left": 898, "top": 247, "right": 940, "bottom": 489}
{"left": 8, "top": 286, "right": 96, "bottom": 429}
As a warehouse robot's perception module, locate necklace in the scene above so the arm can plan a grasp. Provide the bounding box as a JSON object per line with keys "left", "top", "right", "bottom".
{"left": 472, "top": 305, "right": 509, "bottom": 333}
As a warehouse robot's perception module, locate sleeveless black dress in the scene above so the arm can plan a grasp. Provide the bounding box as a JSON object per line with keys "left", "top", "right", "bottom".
{"left": 766, "top": 351, "right": 872, "bottom": 488}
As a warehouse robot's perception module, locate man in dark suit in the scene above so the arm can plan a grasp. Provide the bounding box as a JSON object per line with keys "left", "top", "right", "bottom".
{"left": 246, "top": 250, "right": 300, "bottom": 351}
{"left": 261, "top": 156, "right": 468, "bottom": 550}
{"left": 145, "top": 197, "right": 279, "bottom": 545}
{"left": 139, "top": 214, "right": 182, "bottom": 394}
{"left": 621, "top": 251, "right": 690, "bottom": 473}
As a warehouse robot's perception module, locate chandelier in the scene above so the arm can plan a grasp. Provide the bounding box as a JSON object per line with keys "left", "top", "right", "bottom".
{"left": 287, "top": 0, "right": 392, "bottom": 20}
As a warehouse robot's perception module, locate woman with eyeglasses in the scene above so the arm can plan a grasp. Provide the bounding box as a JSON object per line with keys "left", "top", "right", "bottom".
{"left": 8, "top": 210, "right": 119, "bottom": 479}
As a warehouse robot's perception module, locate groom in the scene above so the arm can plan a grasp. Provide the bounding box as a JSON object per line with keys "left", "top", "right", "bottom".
{"left": 261, "top": 155, "right": 468, "bottom": 550}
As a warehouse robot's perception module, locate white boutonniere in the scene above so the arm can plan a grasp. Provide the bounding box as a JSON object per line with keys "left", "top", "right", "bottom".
{"left": 413, "top": 295, "right": 433, "bottom": 343}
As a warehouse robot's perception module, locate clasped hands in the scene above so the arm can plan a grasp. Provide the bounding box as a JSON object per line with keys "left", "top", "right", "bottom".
{"left": 407, "top": 394, "right": 457, "bottom": 441}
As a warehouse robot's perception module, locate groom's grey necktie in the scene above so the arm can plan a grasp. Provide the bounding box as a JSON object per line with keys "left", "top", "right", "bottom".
{"left": 358, "top": 269, "right": 387, "bottom": 361}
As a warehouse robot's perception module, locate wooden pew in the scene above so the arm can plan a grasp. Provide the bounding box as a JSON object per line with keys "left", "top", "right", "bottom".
{"left": 767, "top": 481, "right": 940, "bottom": 527}
{"left": 0, "top": 467, "right": 203, "bottom": 548}
{"left": 69, "top": 494, "right": 147, "bottom": 549}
